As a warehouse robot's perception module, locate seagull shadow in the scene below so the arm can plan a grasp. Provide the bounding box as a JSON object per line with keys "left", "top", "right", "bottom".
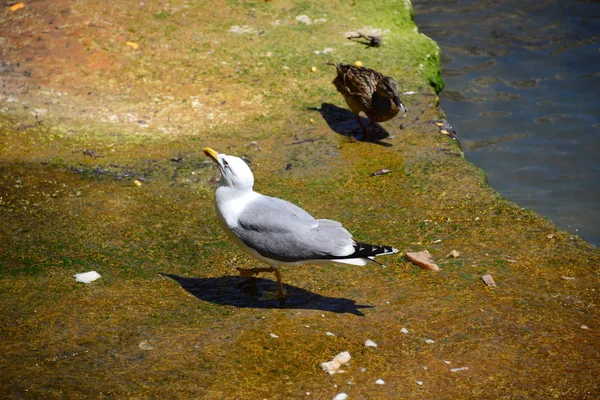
{"left": 309, "top": 103, "right": 393, "bottom": 147}
{"left": 160, "top": 273, "right": 372, "bottom": 316}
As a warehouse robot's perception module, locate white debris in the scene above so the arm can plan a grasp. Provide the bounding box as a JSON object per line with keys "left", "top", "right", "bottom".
{"left": 295, "top": 15, "right": 312, "bottom": 24}
{"left": 561, "top": 276, "right": 576, "bottom": 280}
{"left": 400, "top": 327, "right": 409, "bottom": 334}
{"left": 450, "top": 367, "right": 469, "bottom": 373}
{"left": 320, "top": 351, "right": 351, "bottom": 375}
{"left": 326, "top": 332, "right": 336, "bottom": 336}
{"left": 416, "top": 380, "right": 424, "bottom": 386}
{"left": 229, "top": 25, "right": 257, "bottom": 34}
{"left": 313, "top": 47, "right": 334, "bottom": 55}
{"left": 443, "top": 360, "right": 451, "bottom": 364}
{"left": 332, "top": 394, "right": 348, "bottom": 400}
{"left": 74, "top": 271, "right": 101, "bottom": 283}
{"left": 425, "top": 339, "right": 435, "bottom": 344}
{"left": 269, "top": 333, "right": 279, "bottom": 339}
{"left": 360, "top": 367, "right": 367, "bottom": 372}
{"left": 581, "top": 325, "right": 590, "bottom": 330}
{"left": 375, "top": 379, "right": 385, "bottom": 385}
{"left": 364, "top": 339, "right": 378, "bottom": 348}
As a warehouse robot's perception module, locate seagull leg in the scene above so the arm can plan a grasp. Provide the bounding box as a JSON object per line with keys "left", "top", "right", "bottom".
{"left": 272, "top": 268, "right": 286, "bottom": 300}
{"left": 238, "top": 266, "right": 287, "bottom": 301}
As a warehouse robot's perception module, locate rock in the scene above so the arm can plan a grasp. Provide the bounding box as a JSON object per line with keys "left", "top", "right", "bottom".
{"left": 405, "top": 250, "right": 440, "bottom": 271}
{"left": 375, "top": 379, "right": 385, "bottom": 385}
{"left": 138, "top": 340, "right": 154, "bottom": 350}
{"left": 320, "top": 351, "right": 351, "bottom": 375}
{"left": 74, "top": 271, "right": 101, "bottom": 283}
{"left": 364, "top": 339, "right": 378, "bottom": 348}
{"left": 447, "top": 250, "right": 460, "bottom": 258}
{"left": 400, "top": 327, "right": 409, "bottom": 334}
{"left": 481, "top": 274, "right": 497, "bottom": 287}
{"left": 416, "top": 380, "right": 424, "bottom": 386}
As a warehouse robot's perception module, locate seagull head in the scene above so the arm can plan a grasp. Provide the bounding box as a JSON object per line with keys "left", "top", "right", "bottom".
{"left": 203, "top": 147, "right": 254, "bottom": 190}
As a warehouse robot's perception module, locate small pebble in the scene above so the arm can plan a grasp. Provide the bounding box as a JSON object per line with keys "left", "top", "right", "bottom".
{"left": 416, "top": 381, "right": 424, "bottom": 386}
{"left": 360, "top": 367, "right": 367, "bottom": 372}
{"left": 405, "top": 250, "right": 440, "bottom": 271}
{"left": 320, "top": 351, "right": 351, "bottom": 375}
{"left": 447, "top": 250, "right": 460, "bottom": 258}
{"left": 332, "top": 394, "right": 348, "bottom": 400}
{"left": 364, "top": 339, "right": 378, "bottom": 348}
{"left": 400, "top": 327, "right": 409, "bottom": 334}
{"left": 481, "top": 274, "right": 497, "bottom": 287}
{"left": 326, "top": 332, "right": 335, "bottom": 336}
{"left": 581, "top": 325, "right": 589, "bottom": 330}
{"left": 425, "top": 339, "right": 435, "bottom": 344}
{"left": 269, "top": 333, "right": 279, "bottom": 339}
{"left": 375, "top": 379, "right": 385, "bottom": 385}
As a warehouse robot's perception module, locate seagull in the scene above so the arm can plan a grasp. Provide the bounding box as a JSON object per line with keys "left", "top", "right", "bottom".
{"left": 203, "top": 147, "right": 399, "bottom": 300}
{"left": 327, "top": 63, "right": 407, "bottom": 141}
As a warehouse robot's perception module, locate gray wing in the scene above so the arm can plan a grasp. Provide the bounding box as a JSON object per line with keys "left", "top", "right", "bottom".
{"left": 231, "top": 194, "right": 355, "bottom": 262}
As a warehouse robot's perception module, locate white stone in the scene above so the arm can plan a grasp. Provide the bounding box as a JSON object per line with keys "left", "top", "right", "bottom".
{"left": 364, "top": 339, "right": 378, "bottom": 348}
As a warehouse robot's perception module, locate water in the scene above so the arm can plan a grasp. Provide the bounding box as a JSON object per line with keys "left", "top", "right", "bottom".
{"left": 414, "top": 0, "right": 600, "bottom": 246}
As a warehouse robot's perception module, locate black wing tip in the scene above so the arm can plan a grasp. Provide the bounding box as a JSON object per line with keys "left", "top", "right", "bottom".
{"left": 352, "top": 242, "right": 399, "bottom": 258}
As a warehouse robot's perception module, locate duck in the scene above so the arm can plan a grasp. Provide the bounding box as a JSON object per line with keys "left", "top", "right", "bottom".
{"left": 327, "top": 63, "right": 407, "bottom": 141}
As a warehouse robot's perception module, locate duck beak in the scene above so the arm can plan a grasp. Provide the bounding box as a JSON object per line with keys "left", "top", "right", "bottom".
{"left": 393, "top": 95, "right": 407, "bottom": 113}
{"left": 203, "top": 147, "right": 219, "bottom": 163}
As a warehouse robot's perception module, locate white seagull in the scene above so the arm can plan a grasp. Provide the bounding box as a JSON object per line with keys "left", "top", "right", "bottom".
{"left": 203, "top": 147, "right": 399, "bottom": 300}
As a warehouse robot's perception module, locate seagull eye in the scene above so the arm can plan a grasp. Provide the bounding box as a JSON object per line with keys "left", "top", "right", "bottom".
{"left": 223, "top": 159, "right": 229, "bottom": 168}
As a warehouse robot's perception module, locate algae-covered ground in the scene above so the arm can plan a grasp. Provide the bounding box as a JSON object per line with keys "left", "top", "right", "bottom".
{"left": 1, "top": 0, "right": 599, "bottom": 398}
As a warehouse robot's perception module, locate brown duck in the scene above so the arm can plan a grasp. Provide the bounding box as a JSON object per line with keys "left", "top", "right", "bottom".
{"left": 328, "top": 63, "right": 407, "bottom": 140}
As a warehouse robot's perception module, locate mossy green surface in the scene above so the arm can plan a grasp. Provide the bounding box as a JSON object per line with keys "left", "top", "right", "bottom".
{"left": 0, "top": 0, "right": 598, "bottom": 398}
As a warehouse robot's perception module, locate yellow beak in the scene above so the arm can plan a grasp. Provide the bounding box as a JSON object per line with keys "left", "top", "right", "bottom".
{"left": 203, "top": 147, "right": 219, "bottom": 163}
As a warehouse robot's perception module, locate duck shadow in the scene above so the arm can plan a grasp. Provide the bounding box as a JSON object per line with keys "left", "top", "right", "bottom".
{"left": 160, "top": 273, "right": 372, "bottom": 316}
{"left": 309, "top": 103, "right": 393, "bottom": 147}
